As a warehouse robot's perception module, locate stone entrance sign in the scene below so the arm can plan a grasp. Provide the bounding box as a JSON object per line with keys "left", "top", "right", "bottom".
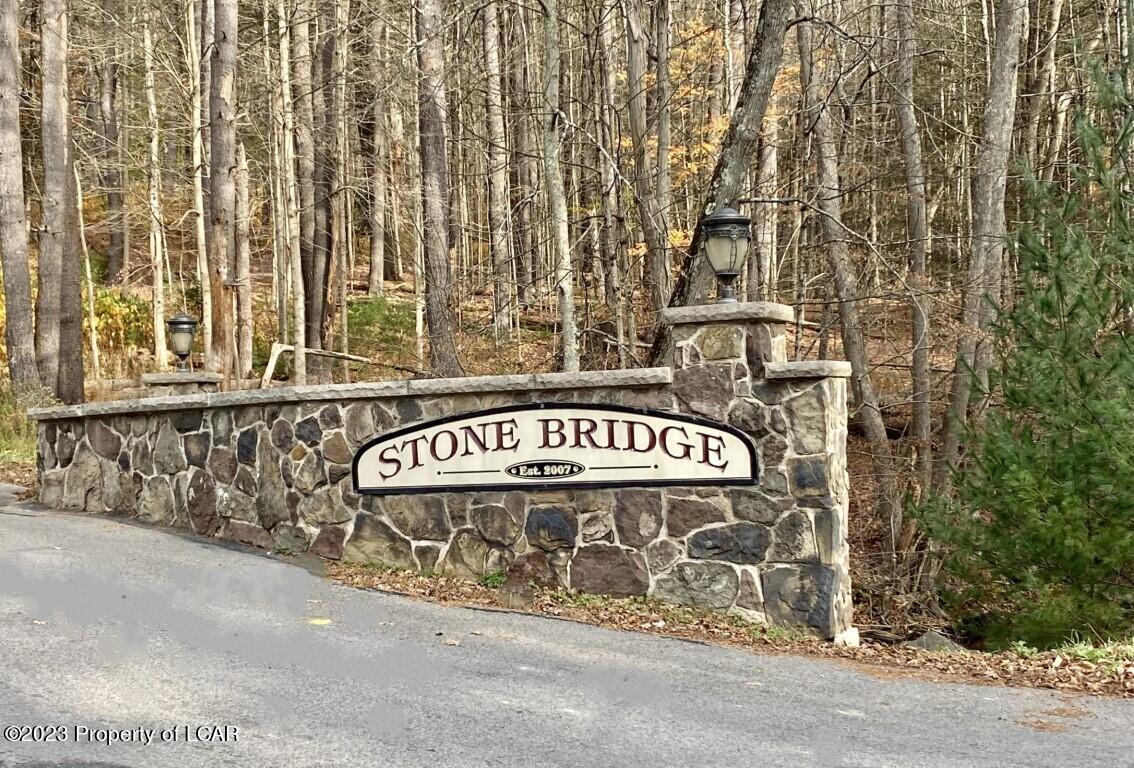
{"left": 352, "top": 403, "right": 759, "bottom": 495}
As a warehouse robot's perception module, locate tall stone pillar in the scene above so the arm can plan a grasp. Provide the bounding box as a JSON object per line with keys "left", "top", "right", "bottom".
{"left": 659, "top": 302, "right": 855, "bottom": 640}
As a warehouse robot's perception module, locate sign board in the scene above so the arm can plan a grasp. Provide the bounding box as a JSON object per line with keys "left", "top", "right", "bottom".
{"left": 352, "top": 403, "right": 759, "bottom": 495}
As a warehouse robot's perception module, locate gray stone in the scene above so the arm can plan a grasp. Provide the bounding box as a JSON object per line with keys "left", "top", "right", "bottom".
{"left": 87, "top": 420, "right": 121, "bottom": 460}
{"left": 255, "top": 438, "right": 289, "bottom": 530}
{"left": 658, "top": 302, "right": 794, "bottom": 326}
{"left": 322, "top": 431, "right": 352, "bottom": 465}
{"left": 153, "top": 422, "right": 188, "bottom": 474}
{"left": 697, "top": 325, "right": 744, "bottom": 360}
{"left": 385, "top": 495, "right": 450, "bottom": 540}
{"left": 665, "top": 494, "right": 726, "bottom": 538}
{"left": 579, "top": 510, "right": 614, "bottom": 543}
{"left": 184, "top": 432, "right": 211, "bottom": 468}
{"left": 293, "top": 450, "right": 326, "bottom": 493}
{"left": 812, "top": 507, "right": 842, "bottom": 564}
{"left": 187, "top": 470, "right": 220, "bottom": 536}
{"left": 295, "top": 416, "right": 322, "bottom": 446}
{"left": 688, "top": 523, "right": 770, "bottom": 564}
{"left": 39, "top": 471, "right": 64, "bottom": 507}
{"left": 769, "top": 510, "right": 818, "bottom": 563}
{"left": 211, "top": 410, "right": 233, "bottom": 445}
{"left": 221, "top": 519, "right": 274, "bottom": 549}
{"left": 170, "top": 410, "right": 203, "bottom": 434}
{"left": 737, "top": 568, "right": 763, "bottom": 612}
{"left": 500, "top": 551, "right": 559, "bottom": 606}
{"left": 236, "top": 429, "right": 258, "bottom": 466}
{"left": 234, "top": 465, "right": 257, "bottom": 497}
{"left": 672, "top": 364, "right": 734, "bottom": 420}
{"left": 728, "top": 399, "right": 769, "bottom": 439}
{"left": 270, "top": 419, "right": 294, "bottom": 452}
{"left": 652, "top": 561, "right": 739, "bottom": 609}
{"left": 613, "top": 489, "right": 662, "bottom": 547}
{"left": 137, "top": 476, "right": 175, "bottom": 525}
{"left": 327, "top": 463, "right": 351, "bottom": 484}
{"left": 731, "top": 488, "right": 792, "bottom": 524}
{"left": 471, "top": 502, "right": 523, "bottom": 546}
{"left": 62, "top": 444, "right": 100, "bottom": 510}
{"left": 131, "top": 440, "right": 154, "bottom": 476}
{"left": 525, "top": 506, "right": 576, "bottom": 551}
{"left": 414, "top": 542, "right": 442, "bottom": 572}
{"left": 764, "top": 360, "right": 852, "bottom": 379}
{"left": 904, "top": 630, "right": 968, "bottom": 653}
{"left": 318, "top": 405, "right": 342, "bottom": 429}
{"left": 217, "top": 487, "right": 257, "bottom": 522}
{"left": 298, "top": 485, "right": 353, "bottom": 525}
{"left": 309, "top": 526, "right": 348, "bottom": 560}
{"left": 759, "top": 433, "right": 789, "bottom": 467}
{"left": 286, "top": 491, "right": 301, "bottom": 520}
{"left": 343, "top": 402, "right": 376, "bottom": 447}
{"left": 208, "top": 447, "right": 237, "bottom": 484}
{"left": 272, "top": 523, "right": 310, "bottom": 553}
{"left": 55, "top": 432, "right": 76, "bottom": 467}
{"left": 438, "top": 529, "right": 491, "bottom": 579}
{"left": 788, "top": 457, "right": 829, "bottom": 497}
{"left": 569, "top": 545, "right": 649, "bottom": 598}
{"left": 235, "top": 407, "right": 261, "bottom": 428}
{"left": 784, "top": 387, "right": 828, "bottom": 454}
{"left": 645, "top": 538, "right": 682, "bottom": 573}
{"left": 761, "top": 564, "right": 835, "bottom": 633}
{"left": 761, "top": 468, "right": 790, "bottom": 495}
{"left": 98, "top": 456, "right": 126, "bottom": 511}
{"left": 395, "top": 399, "right": 422, "bottom": 423}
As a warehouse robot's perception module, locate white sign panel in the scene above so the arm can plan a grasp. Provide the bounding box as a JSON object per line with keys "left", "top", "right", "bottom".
{"left": 352, "top": 403, "right": 758, "bottom": 495}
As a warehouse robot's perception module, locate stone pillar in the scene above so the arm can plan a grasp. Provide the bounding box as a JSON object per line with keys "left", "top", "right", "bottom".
{"left": 140, "top": 372, "right": 223, "bottom": 397}
{"left": 659, "top": 302, "right": 855, "bottom": 640}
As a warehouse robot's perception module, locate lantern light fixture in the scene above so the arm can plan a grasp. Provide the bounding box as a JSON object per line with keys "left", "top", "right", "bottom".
{"left": 166, "top": 312, "right": 198, "bottom": 372}
{"left": 702, "top": 206, "right": 751, "bottom": 304}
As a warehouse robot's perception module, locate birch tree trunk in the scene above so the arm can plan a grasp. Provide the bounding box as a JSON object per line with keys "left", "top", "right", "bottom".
{"left": 484, "top": 0, "right": 512, "bottom": 337}
{"left": 97, "top": 23, "right": 125, "bottom": 284}
{"left": 0, "top": 0, "right": 40, "bottom": 393}
{"left": 186, "top": 0, "right": 213, "bottom": 364}
{"left": 278, "top": 0, "right": 306, "bottom": 383}
{"left": 541, "top": 0, "right": 579, "bottom": 371}
{"left": 936, "top": 0, "right": 1027, "bottom": 492}
{"left": 367, "top": 17, "right": 386, "bottom": 296}
{"left": 417, "top": 0, "right": 463, "bottom": 375}
{"left": 509, "top": 11, "right": 535, "bottom": 308}
{"left": 143, "top": 12, "right": 168, "bottom": 369}
{"left": 293, "top": 0, "right": 317, "bottom": 335}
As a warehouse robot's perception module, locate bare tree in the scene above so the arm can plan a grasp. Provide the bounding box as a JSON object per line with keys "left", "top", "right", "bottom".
{"left": 235, "top": 142, "right": 253, "bottom": 379}
{"left": 209, "top": 0, "right": 237, "bottom": 380}
{"left": 0, "top": 0, "right": 40, "bottom": 394}
{"left": 417, "top": 0, "right": 463, "bottom": 375}
{"left": 484, "top": 0, "right": 512, "bottom": 337}
{"left": 143, "top": 11, "right": 168, "bottom": 368}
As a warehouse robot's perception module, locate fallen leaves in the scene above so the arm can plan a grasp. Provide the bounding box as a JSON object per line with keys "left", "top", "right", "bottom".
{"left": 327, "top": 562, "right": 1134, "bottom": 699}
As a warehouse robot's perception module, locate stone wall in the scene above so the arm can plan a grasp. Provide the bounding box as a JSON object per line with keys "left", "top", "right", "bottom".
{"left": 31, "top": 303, "right": 853, "bottom": 638}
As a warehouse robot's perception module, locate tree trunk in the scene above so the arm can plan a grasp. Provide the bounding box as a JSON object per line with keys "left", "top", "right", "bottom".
{"left": 143, "top": 12, "right": 168, "bottom": 369}
{"left": 416, "top": 0, "right": 462, "bottom": 375}
{"left": 484, "top": 0, "right": 512, "bottom": 337}
{"left": 509, "top": 9, "right": 535, "bottom": 308}
{"left": 293, "top": 0, "right": 317, "bottom": 338}
{"left": 0, "top": 0, "right": 40, "bottom": 394}
{"left": 235, "top": 142, "right": 252, "bottom": 379}
{"left": 367, "top": 17, "right": 386, "bottom": 296}
{"left": 541, "top": 0, "right": 578, "bottom": 371}
{"left": 186, "top": 0, "right": 213, "bottom": 364}
{"left": 649, "top": 0, "right": 793, "bottom": 364}
{"left": 209, "top": 0, "right": 237, "bottom": 381}
{"left": 309, "top": 17, "right": 332, "bottom": 361}
{"left": 622, "top": 0, "right": 669, "bottom": 314}
{"left": 277, "top": 0, "right": 306, "bottom": 383}
{"left": 936, "top": 0, "right": 1026, "bottom": 492}
{"left": 97, "top": 28, "right": 125, "bottom": 284}
{"left": 895, "top": 0, "right": 933, "bottom": 501}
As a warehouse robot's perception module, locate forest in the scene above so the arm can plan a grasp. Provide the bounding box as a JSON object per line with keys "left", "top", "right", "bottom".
{"left": 1, "top": 0, "right": 1133, "bottom": 648}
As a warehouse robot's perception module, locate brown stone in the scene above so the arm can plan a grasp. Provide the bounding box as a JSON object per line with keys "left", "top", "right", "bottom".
{"left": 298, "top": 485, "right": 353, "bottom": 525}
{"left": 222, "top": 519, "right": 274, "bottom": 549}
{"left": 613, "top": 489, "right": 662, "bottom": 547}
{"left": 665, "top": 494, "right": 726, "bottom": 538}
{"left": 322, "top": 431, "right": 352, "bottom": 465}
{"left": 86, "top": 420, "right": 121, "bottom": 460}
{"left": 697, "top": 325, "right": 744, "bottom": 360}
{"left": 438, "top": 529, "right": 491, "bottom": 579}
{"left": 255, "top": 437, "right": 289, "bottom": 530}
{"left": 737, "top": 569, "right": 763, "bottom": 611}
{"left": 187, "top": 470, "right": 220, "bottom": 536}
{"left": 579, "top": 511, "right": 614, "bottom": 542}
{"left": 414, "top": 543, "right": 442, "bottom": 572}
{"left": 309, "top": 526, "right": 347, "bottom": 560}
{"left": 569, "top": 545, "right": 649, "bottom": 598}
{"left": 208, "top": 447, "right": 237, "bottom": 484}
{"left": 271, "top": 419, "right": 295, "bottom": 452}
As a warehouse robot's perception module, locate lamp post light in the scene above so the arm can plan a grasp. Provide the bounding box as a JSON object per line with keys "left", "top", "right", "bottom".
{"left": 166, "top": 312, "right": 198, "bottom": 372}
{"left": 703, "top": 206, "right": 751, "bottom": 304}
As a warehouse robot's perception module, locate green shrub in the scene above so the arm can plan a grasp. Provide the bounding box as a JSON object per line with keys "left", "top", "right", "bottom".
{"left": 919, "top": 69, "right": 1134, "bottom": 648}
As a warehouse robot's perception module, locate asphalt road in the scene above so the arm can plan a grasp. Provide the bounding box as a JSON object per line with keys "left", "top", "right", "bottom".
{"left": 1, "top": 486, "right": 1131, "bottom": 768}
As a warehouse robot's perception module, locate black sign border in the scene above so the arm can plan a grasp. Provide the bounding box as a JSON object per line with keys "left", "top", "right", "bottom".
{"left": 352, "top": 401, "right": 760, "bottom": 496}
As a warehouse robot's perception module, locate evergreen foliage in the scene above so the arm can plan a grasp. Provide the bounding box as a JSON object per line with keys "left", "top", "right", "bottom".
{"left": 920, "top": 69, "right": 1134, "bottom": 647}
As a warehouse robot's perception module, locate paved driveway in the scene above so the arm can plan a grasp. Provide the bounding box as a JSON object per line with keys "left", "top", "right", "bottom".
{"left": 1, "top": 487, "right": 1131, "bottom": 767}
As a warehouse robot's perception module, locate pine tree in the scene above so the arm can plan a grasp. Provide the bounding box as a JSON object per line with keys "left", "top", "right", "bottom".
{"left": 921, "top": 69, "right": 1134, "bottom": 647}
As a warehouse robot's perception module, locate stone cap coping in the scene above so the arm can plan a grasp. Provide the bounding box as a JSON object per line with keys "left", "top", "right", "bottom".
{"left": 658, "top": 301, "right": 794, "bottom": 326}
{"left": 140, "top": 372, "right": 224, "bottom": 385}
{"left": 764, "top": 360, "right": 853, "bottom": 379}
{"left": 28, "top": 367, "right": 674, "bottom": 421}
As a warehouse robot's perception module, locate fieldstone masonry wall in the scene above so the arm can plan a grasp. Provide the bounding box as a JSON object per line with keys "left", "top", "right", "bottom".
{"left": 31, "top": 303, "right": 853, "bottom": 637}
